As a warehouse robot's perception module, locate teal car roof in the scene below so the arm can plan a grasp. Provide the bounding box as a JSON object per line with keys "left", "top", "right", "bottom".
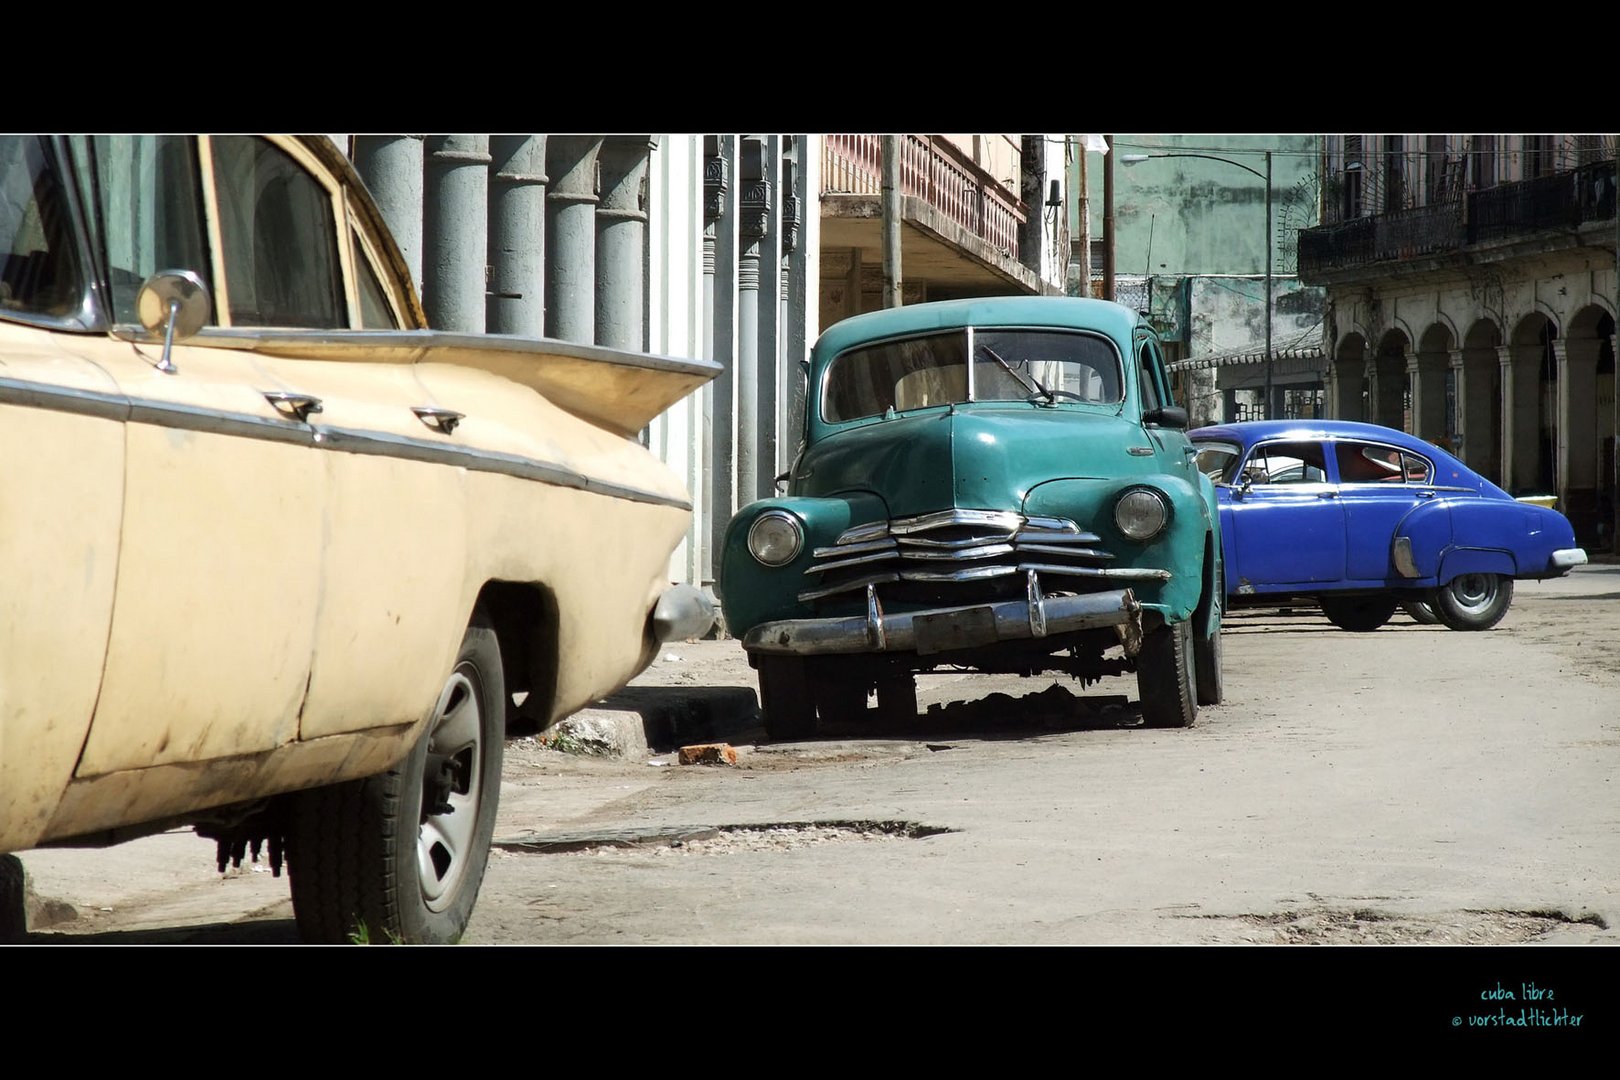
{"left": 811, "top": 297, "right": 1142, "bottom": 364}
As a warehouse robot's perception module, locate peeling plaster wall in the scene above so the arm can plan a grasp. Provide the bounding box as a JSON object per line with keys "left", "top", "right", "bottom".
{"left": 1189, "top": 277, "right": 1325, "bottom": 357}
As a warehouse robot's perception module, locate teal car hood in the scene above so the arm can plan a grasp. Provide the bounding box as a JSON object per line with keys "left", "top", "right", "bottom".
{"left": 795, "top": 405, "right": 1144, "bottom": 517}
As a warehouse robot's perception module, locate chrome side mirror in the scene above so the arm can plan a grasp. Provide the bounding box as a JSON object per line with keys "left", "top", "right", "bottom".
{"left": 135, "top": 269, "right": 211, "bottom": 374}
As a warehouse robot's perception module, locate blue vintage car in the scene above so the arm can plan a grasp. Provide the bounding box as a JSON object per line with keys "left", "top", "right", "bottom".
{"left": 1189, "top": 419, "right": 1588, "bottom": 631}
{"left": 719, "top": 297, "right": 1224, "bottom": 734}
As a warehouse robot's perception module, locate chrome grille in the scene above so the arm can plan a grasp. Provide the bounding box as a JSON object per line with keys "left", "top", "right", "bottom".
{"left": 799, "top": 508, "right": 1168, "bottom": 602}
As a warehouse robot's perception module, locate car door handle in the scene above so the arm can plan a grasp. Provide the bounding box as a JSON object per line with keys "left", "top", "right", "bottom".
{"left": 412, "top": 406, "right": 465, "bottom": 435}
{"left": 1416, "top": 489, "right": 1435, "bottom": 499}
{"left": 262, "top": 391, "right": 323, "bottom": 422}
{"left": 1317, "top": 491, "right": 1338, "bottom": 500}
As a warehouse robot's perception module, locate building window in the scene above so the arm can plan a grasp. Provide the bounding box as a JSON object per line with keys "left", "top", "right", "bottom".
{"left": 1342, "top": 135, "right": 1364, "bottom": 219}
{"left": 1469, "top": 135, "right": 1496, "bottom": 189}
{"left": 1425, "top": 135, "right": 1449, "bottom": 203}
{"left": 1576, "top": 135, "right": 1610, "bottom": 165}
{"left": 1383, "top": 135, "right": 1406, "bottom": 211}
{"left": 1523, "top": 135, "right": 1556, "bottom": 180}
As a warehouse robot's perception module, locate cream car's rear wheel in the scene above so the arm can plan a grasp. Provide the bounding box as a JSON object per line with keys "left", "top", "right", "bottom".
{"left": 287, "top": 616, "right": 504, "bottom": 944}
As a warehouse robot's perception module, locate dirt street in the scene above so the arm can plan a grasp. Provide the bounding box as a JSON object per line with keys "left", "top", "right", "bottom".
{"left": 14, "top": 564, "right": 1620, "bottom": 951}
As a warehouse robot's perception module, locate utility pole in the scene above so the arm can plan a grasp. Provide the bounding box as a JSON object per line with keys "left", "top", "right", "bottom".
{"left": 1264, "top": 149, "right": 1274, "bottom": 419}
{"left": 1103, "top": 135, "right": 1115, "bottom": 302}
{"left": 882, "top": 135, "right": 902, "bottom": 308}
{"left": 1076, "top": 137, "right": 1091, "bottom": 297}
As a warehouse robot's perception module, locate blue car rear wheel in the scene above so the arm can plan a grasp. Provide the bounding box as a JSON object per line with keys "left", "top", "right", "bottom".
{"left": 1434, "top": 573, "right": 1513, "bottom": 631}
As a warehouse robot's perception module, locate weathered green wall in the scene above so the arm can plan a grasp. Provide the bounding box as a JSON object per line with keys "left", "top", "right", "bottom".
{"left": 1073, "top": 135, "right": 1323, "bottom": 277}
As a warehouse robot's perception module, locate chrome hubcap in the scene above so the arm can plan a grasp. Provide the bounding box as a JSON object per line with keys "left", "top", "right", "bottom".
{"left": 1448, "top": 574, "right": 1496, "bottom": 614}
{"left": 418, "top": 667, "right": 482, "bottom": 912}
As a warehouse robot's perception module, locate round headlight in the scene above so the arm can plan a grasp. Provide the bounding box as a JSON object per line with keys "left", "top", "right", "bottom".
{"left": 1114, "top": 488, "right": 1169, "bottom": 541}
{"left": 747, "top": 511, "right": 804, "bottom": 566}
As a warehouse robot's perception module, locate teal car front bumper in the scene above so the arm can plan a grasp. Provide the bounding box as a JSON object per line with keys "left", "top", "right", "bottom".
{"left": 741, "top": 575, "right": 1145, "bottom": 659}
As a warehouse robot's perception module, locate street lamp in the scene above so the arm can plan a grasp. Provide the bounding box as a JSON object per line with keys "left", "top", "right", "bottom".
{"left": 1121, "top": 150, "right": 1274, "bottom": 420}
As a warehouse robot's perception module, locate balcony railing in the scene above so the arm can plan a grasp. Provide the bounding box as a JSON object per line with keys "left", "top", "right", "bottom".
{"left": 1468, "top": 159, "right": 1617, "bottom": 244}
{"left": 1301, "top": 159, "right": 1617, "bottom": 278}
{"left": 822, "top": 135, "right": 1025, "bottom": 259}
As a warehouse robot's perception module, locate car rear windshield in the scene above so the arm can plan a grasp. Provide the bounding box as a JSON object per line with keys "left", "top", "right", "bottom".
{"left": 823, "top": 328, "right": 1122, "bottom": 423}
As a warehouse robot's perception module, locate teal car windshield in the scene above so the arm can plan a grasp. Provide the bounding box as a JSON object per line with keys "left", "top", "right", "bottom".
{"left": 822, "top": 327, "right": 1123, "bottom": 423}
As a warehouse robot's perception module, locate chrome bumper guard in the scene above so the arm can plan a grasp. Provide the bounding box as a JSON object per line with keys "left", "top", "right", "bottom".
{"left": 651, "top": 583, "right": 717, "bottom": 642}
{"left": 743, "top": 572, "right": 1143, "bottom": 658}
{"left": 1551, "top": 548, "right": 1589, "bottom": 571}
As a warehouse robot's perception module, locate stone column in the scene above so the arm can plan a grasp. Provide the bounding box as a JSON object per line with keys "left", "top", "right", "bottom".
{"left": 423, "top": 136, "right": 491, "bottom": 332}
{"left": 756, "top": 136, "right": 783, "bottom": 496}
{"left": 487, "top": 135, "right": 547, "bottom": 335}
{"left": 545, "top": 137, "right": 604, "bottom": 344}
{"left": 736, "top": 138, "right": 769, "bottom": 507}
{"left": 1457, "top": 346, "right": 1500, "bottom": 481}
{"left": 706, "top": 137, "right": 740, "bottom": 589}
{"left": 596, "top": 136, "right": 658, "bottom": 352}
{"left": 1410, "top": 348, "right": 1448, "bottom": 443}
{"left": 779, "top": 147, "right": 802, "bottom": 476}
{"left": 352, "top": 136, "right": 425, "bottom": 299}
{"left": 1501, "top": 343, "right": 1543, "bottom": 494}
{"left": 1370, "top": 349, "right": 1407, "bottom": 429}
{"left": 1329, "top": 352, "right": 1365, "bottom": 421}
{"left": 1559, "top": 334, "right": 1600, "bottom": 540}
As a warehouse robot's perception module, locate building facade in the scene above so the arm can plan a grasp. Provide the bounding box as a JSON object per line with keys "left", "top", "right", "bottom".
{"left": 332, "top": 134, "right": 1070, "bottom": 603}
{"left": 1071, "top": 135, "right": 1327, "bottom": 427}
{"left": 1300, "top": 134, "right": 1617, "bottom": 551}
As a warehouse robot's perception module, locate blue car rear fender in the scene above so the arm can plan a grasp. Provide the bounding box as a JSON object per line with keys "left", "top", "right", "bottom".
{"left": 1437, "top": 546, "right": 1517, "bottom": 583}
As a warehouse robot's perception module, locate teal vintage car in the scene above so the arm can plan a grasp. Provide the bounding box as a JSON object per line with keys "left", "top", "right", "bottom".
{"left": 719, "top": 296, "right": 1224, "bottom": 735}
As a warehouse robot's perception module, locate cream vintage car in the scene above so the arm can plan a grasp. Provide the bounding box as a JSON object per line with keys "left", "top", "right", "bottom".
{"left": 0, "top": 134, "right": 717, "bottom": 943}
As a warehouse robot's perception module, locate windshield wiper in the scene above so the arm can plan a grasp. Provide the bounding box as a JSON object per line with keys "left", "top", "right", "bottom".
{"left": 978, "top": 344, "right": 1051, "bottom": 402}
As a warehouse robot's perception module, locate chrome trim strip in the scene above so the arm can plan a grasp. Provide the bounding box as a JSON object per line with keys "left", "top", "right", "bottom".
{"left": 798, "top": 571, "right": 900, "bottom": 603}
{"left": 811, "top": 538, "right": 897, "bottom": 558}
{"left": 1015, "top": 529, "right": 1102, "bottom": 544}
{"left": 125, "top": 398, "right": 319, "bottom": 447}
{"left": 803, "top": 550, "right": 905, "bottom": 575}
{"left": 0, "top": 376, "right": 689, "bottom": 510}
{"left": 1014, "top": 543, "right": 1114, "bottom": 560}
{"left": 889, "top": 508, "right": 1026, "bottom": 534}
{"left": 900, "top": 564, "right": 1020, "bottom": 583}
{"left": 1020, "top": 563, "right": 1171, "bottom": 581}
{"left": 0, "top": 376, "right": 130, "bottom": 422}
{"left": 314, "top": 424, "right": 690, "bottom": 508}
{"left": 834, "top": 521, "right": 892, "bottom": 545}
{"left": 897, "top": 532, "right": 1018, "bottom": 549}
{"left": 899, "top": 543, "right": 1015, "bottom": 561}
{"left": 744, "top": 587, "right": 1142, "bottom": 657}
{"left": 1022, "top": 515, "right": 1082, "bottom": 533}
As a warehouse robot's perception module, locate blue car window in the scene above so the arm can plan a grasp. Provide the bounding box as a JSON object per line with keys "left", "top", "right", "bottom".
{"left": 1244, "top": 442, "right": 1327, "bottom": 484}
{"left": 1336, "top": 441, "right": 1432, "bottom": 484}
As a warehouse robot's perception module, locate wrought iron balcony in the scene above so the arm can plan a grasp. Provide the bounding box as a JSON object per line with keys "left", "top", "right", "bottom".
{"left": 1299, "top": 159, "right": 1617, "bottom": 279}
{"left": 1467, "top": 159, "right": 1617, "bottom": 244}
{"left": 822, "top": 135, "right": 1026, "bottom": 258}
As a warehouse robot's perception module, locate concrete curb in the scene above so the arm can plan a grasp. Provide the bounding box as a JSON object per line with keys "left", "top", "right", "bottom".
{"left": 549, "top": 685, "right": 761, "bottom": 760}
